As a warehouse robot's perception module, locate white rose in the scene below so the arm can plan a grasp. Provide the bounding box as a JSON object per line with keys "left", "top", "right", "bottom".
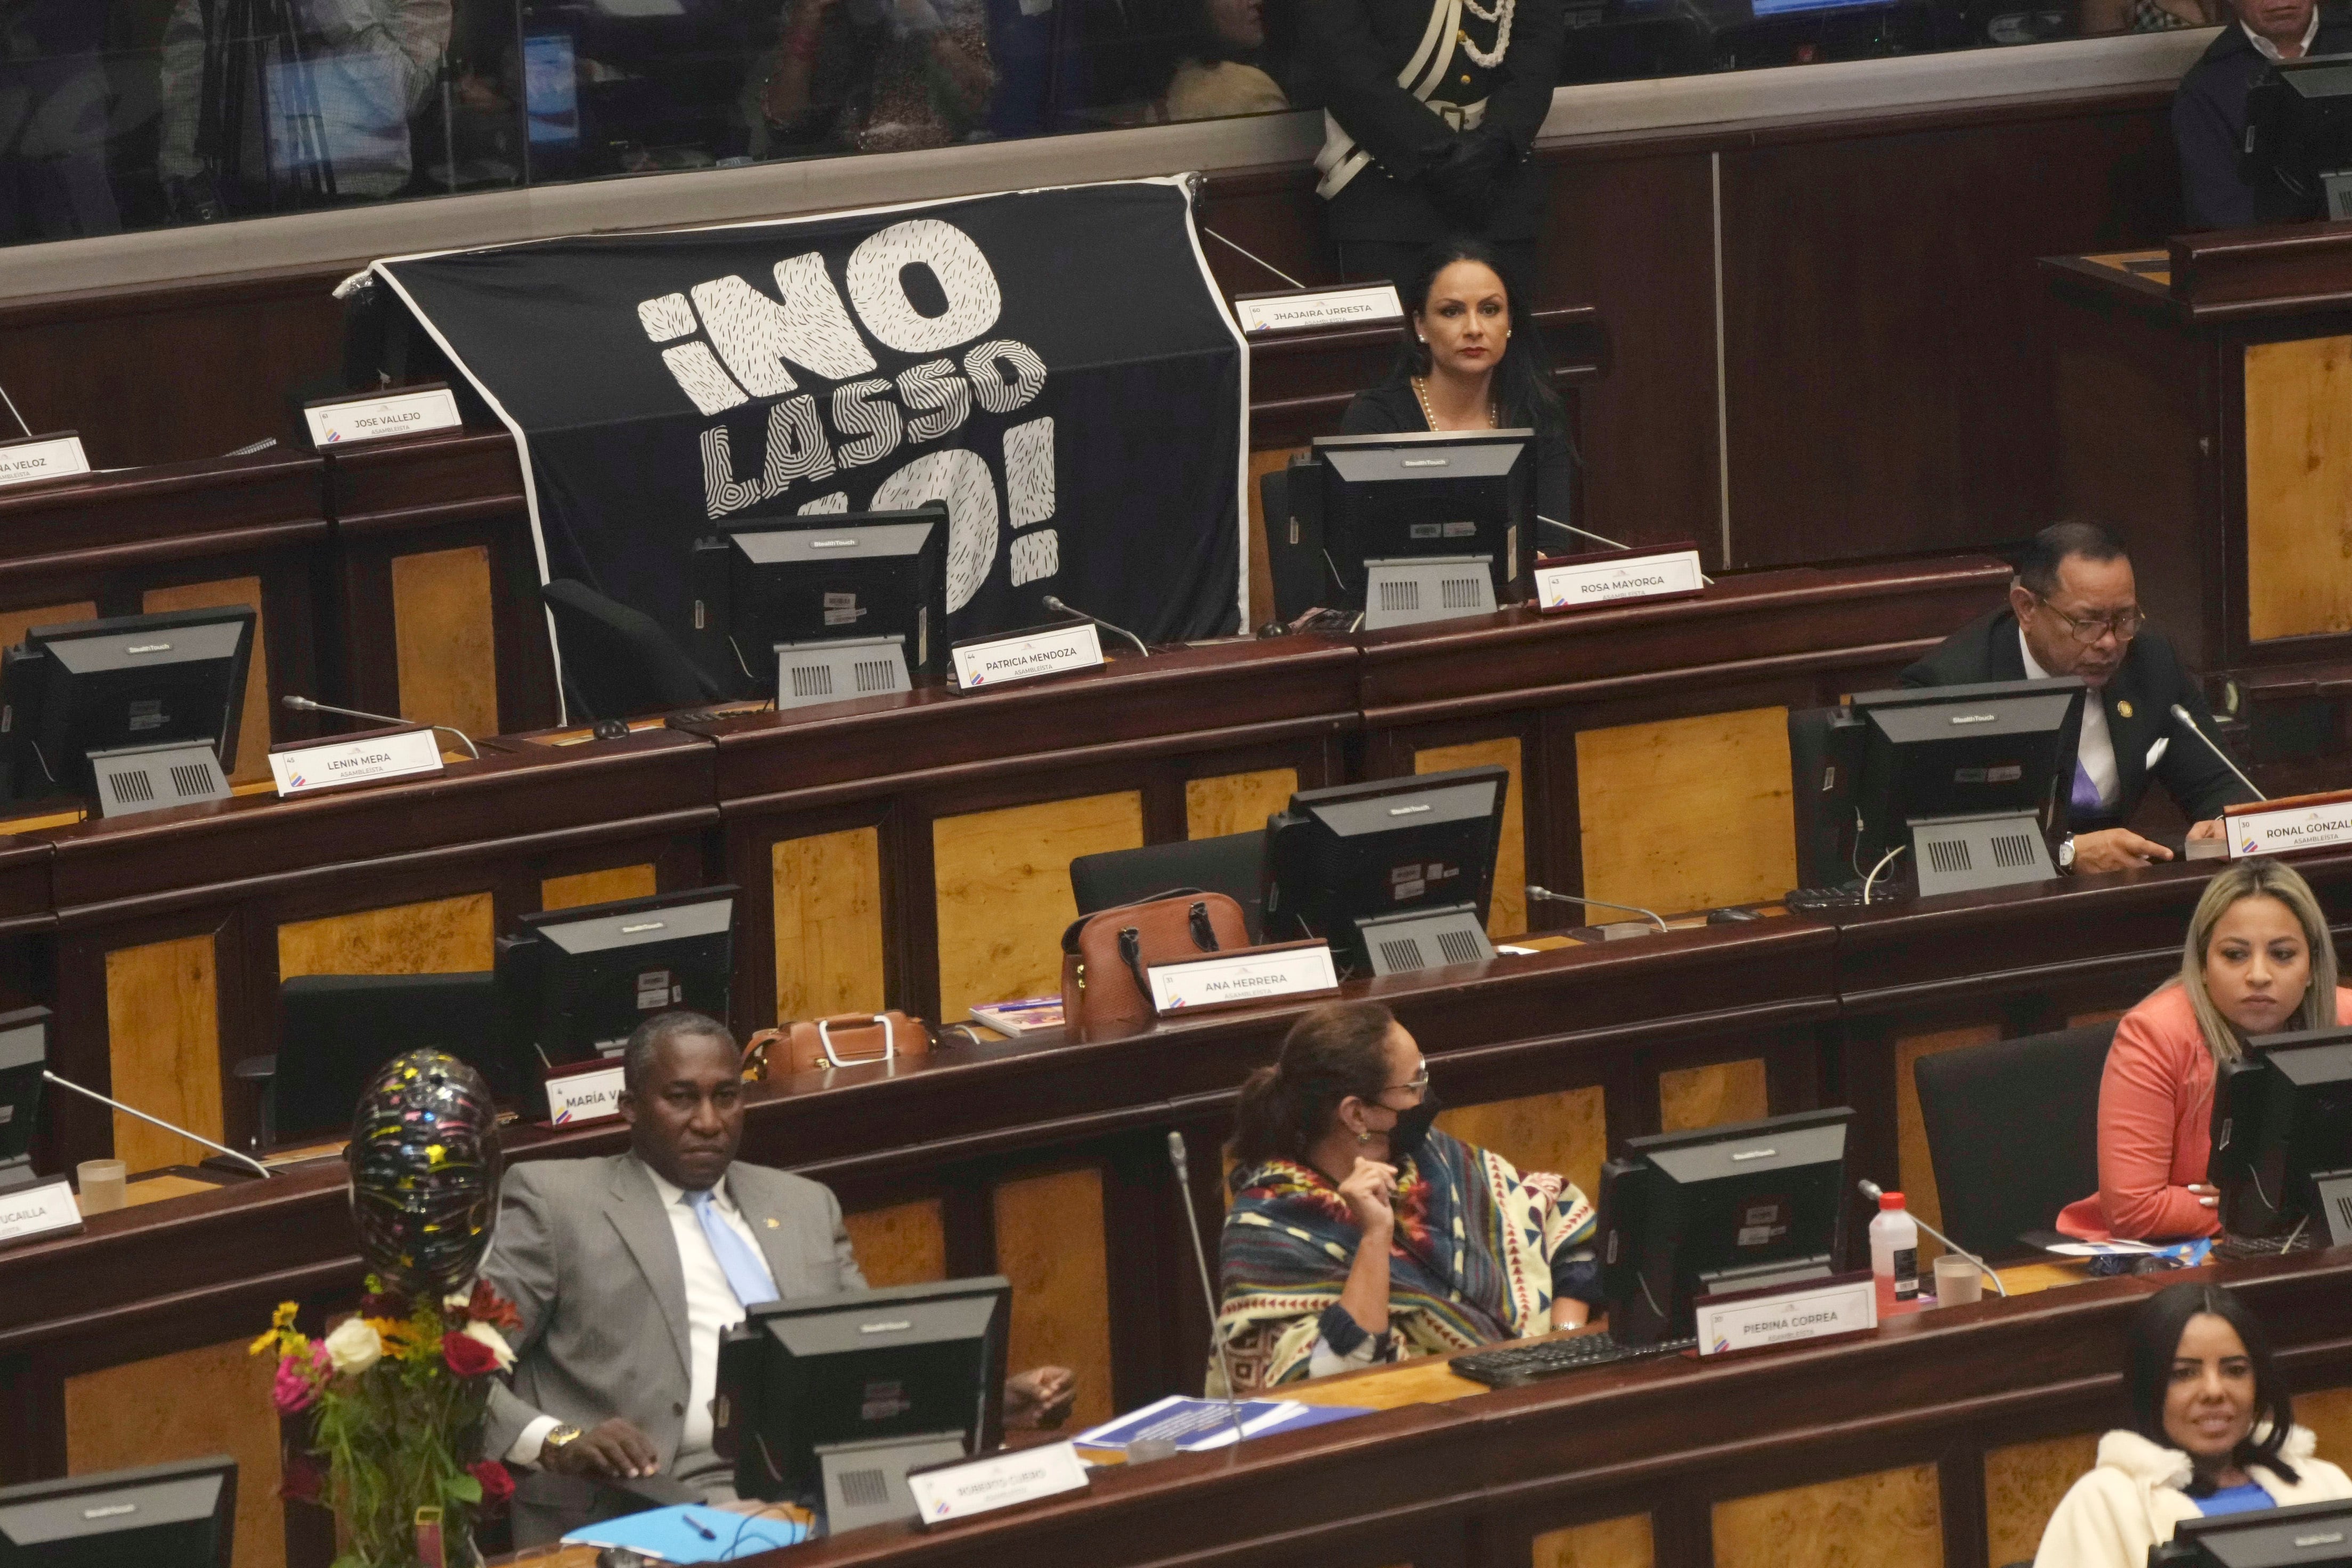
{"left": 459, "top": 1321, "right": 515, "bottom": 1371}
{"left": 323, "top": 1317, "right": 384, "bottom": 1376}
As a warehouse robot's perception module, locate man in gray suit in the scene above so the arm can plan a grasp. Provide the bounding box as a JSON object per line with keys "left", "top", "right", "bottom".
{"left": 481, "top": 1010, "right": 1072, "bottom": 1545}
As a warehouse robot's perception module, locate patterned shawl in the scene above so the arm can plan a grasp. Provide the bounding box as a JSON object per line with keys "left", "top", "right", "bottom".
{"left": 1214, "top": 1127, "right": 1596, "bottom": 1391}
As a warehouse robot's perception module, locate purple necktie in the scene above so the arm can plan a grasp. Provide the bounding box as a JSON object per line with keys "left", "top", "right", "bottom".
{"left": 2072, "top": 762, "right": 2102, "bottom": 818}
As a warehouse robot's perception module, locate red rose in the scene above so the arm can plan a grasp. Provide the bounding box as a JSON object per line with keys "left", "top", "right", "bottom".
{"left": 467, "top": 1460, "right": 515, "bottom": 1511}
{"left": 441, "top": 1330, "right": 500, "bottom": 1378}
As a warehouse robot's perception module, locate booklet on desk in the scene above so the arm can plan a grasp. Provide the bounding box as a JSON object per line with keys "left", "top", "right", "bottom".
{"left": 562, "top": 1503, "right": 807, "bottom": 1562}
{"left": 968, "top": 996, "right": 1063, "bottom": 1036}
{"left": 1073, "top": 1394, "right": 1375, "bottom": 1454}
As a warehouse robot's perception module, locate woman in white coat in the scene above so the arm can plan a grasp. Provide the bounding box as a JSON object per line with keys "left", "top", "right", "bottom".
{"left": 2036, "top": 1282, "right": 2352, "bottom": 1567}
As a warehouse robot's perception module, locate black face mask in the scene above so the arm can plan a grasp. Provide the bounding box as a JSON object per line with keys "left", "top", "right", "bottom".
{"left": 1385, "top": 1092, "right": 1443, "bottom": 1165}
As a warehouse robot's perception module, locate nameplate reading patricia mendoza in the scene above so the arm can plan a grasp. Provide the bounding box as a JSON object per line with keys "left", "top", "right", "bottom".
{"left": 302, "top": 386, "right": 463, "bottom": 449}
{"left": 2227, "top": 789, "right": 2352, "bottom": 859}
{"left": 0, "top": 432, "right": 91, "bottom": 491}
{"left": 0, "top": 1179, "right": 84, "bottom": 1249}
{"left": 270, "top": 728, "right": 445, "bottom": 797}
{"left": 1233, "top": 284, "right": 1405, "bottom": 335}
{"left": 1692, "top": 1274, "right": 1876, "bottom": 1359}
{"left": 1534, "top": 548, "right": 1706, "bottom": 613}
{"left": 907, "top": 1440, "right": 1089, "bottom": 1527}
{"left": 544, "top": 1063, "right": 627, "bottom": 1127}
{"left": 1147, "top": 942, "right": 1341, "bottom": 1013}
{"left": 950, "top": 621, "right": 1103, "bottom": 692}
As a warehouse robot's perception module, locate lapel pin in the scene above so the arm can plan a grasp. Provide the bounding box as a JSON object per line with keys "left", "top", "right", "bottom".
{"left": 764, "top": 1217, "right": 780, "bottom": 1229}
{"left": 2117, "top": 700, "right": 2134, "bottom": 719}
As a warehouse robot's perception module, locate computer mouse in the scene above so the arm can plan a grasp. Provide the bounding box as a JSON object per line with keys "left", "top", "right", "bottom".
{"left": 590, "top": 719, "right": 629, "bottom": 741}
{"left": 1705, "top": 906, "right": 1762, "bottom": 924}
{"left": 596, "top": 1550, "right": 651, "bottom": 1568}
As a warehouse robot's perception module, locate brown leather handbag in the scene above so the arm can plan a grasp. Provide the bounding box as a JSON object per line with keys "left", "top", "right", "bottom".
{"left": 743, "top": 1011, "right": 933, "bottom": 1078}
{"left": 1059, "top": 890, "right": 1252, "bottom": 1033}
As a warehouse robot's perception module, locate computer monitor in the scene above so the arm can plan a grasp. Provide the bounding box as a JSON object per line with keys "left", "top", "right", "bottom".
{"left": 2155, "top": 1498, "right": 2352, "bottom": 1567}
{"left": 0, "top": 1005, "right": 45, "bottom": 1193}
{"left": 713, "top": 1277, "right": 1011, "bottom": 1533}
{"left": 2211, "top": 1025, "right": 2352, "bottom": 1244}
{"left": 2245, "top": 53, "right": 2352, "bottom": 224}
{"left": 1846, "top": 677, "right": 2086, "bottom": 898}
{"left": 0, "top": 607, "right": 256, "bottom": 817}
{"left": 494, "top": 885, "right": 738, "bottom": 1085}
{"left": 273, "top": 974, "right": 509, "bottom": 1142}
{"left": 1263, "top": 765, "right": 1508, "bottom": 976}
{"left": 1302, "top": 430, "right": 1532, "bottom": 626}
{"left": 721, "top": 506, "right": 949, "bottom": 698}
{"left": 1596, "top": 1107, "right": 1855, "bottom": 1346}
{"left": 0, "top": 1455, "right": 236, "bottom": 1568}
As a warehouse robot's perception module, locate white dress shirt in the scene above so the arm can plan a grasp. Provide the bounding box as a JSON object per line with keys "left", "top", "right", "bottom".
{"left": 2245, "top": 8, "right": 2319, "bottom": 61}
{"left": 507, "top": 1164, "right": 768, "bottom": 1480}
{"left": 2021, "top": 628, "right": 2119, "bottom": 815}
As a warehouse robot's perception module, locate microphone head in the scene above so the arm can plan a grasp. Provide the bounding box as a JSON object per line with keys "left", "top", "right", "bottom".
{"left": 1856, "top": 1177, "right": 1884, "bottom": 1201}
{"left": 1042, "top": 595, "right": 1072, "bottom": 614}
{"left": 2170, "top": 703, "right": 2194, "bottom": 725}
{"left": 1165, "top": 1129, "right": 1189, "bottom": 1177}
{"left": 281, "top": 694, "right": 315, "bottom": 711}
{"left": 1526, "top": 884, "right": 1553, "bottom": 901}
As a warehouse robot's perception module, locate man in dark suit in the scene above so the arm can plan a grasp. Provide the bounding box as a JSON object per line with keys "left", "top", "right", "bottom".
{"left": 481, "top": 1011, "right": 1074, "bottom": 1545}
{"left": 2173, "top": 0, "right": 2352, "bottom": 229}
{"left": 1900, "top": 521, "right": 2257, "bottom": 876}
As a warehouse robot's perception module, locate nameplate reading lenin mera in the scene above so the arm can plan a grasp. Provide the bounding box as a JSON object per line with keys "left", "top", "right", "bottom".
{"left": 2226, "top": 789, "right": 2352, "bottom": 859}
{"left": 1233, "top": 284, "right": 1405, "bottom": 336}
{"left": 1148, "top": 941, "right": 1340, "bottom": 1014}
{"left": 302, "top": 386, "right": 463, "bottom": 449}
{"left": 270, "top": 727, "right": 445, "bottom": 797}
{"left": 1534, "top": 547, "right": 1706, "bottom": 613}
{"left": 950, "top": 621, "right": 1103, "bottom": 692}
{"left": 0, "top": 432, "right": 92, "bottom": 491}
{"left": 1692, "top": 1273, "right": 1877, "bottom": 1359}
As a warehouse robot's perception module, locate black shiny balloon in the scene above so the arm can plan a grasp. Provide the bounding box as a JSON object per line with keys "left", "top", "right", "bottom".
{"left": 346, "top": 1050, "right": 503, "bottom": 1298}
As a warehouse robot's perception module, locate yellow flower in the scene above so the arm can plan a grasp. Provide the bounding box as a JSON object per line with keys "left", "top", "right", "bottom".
{"left": 248, "top": 1301, "right": 301, "bottom": 1357}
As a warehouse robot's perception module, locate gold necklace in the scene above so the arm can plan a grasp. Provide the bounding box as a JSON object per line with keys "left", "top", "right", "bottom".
{"left": 1413, "top": 375, "right": 1496, "bottom": 432}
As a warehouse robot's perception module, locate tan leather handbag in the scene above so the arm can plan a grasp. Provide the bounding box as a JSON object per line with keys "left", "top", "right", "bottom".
{"left": 743, "top": 1011, "right": 932, "bottom": 1078}
{"left": 1059, "top": 890, "right": 1252, "bottom": 1034}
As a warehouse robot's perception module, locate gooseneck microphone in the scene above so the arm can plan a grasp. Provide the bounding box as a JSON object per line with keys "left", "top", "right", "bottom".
{"left": 1041, "top": 596, "right": 1150, "bottom": 659}
{"left": 1166, "top": 1131, "right": 1247, "bottom": 1448}
{"left": 1856, "top": 1177, "right": 2005, "bottom": 1298}
{"left": 43, "top": 1071, "right": 272, "bottom": 1180}
{"left": 2168, "top": 704, "right": 2267, "bottom": 805}
{"left": 1527, "top": 884, "right": 1668, "bottom": 933}
{"left": 282, "top": 694, "right": 480, "bottom": 759}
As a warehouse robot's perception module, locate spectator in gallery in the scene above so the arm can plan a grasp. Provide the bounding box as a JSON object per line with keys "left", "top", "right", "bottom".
{"left": 2169, "top": 0, "right": 2352, "bottom": 227}
{"left": 750, "top": 0, "right": 997, "bottom": 157}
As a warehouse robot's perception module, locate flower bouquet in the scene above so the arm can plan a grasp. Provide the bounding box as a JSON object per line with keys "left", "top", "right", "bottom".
{"left": 253, "top": 1278, "right": 522, "bottom": 1568}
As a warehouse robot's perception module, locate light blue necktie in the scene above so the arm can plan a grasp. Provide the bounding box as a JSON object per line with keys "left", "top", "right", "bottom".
{"left": 686, "top": 1187, "right": 778, "bottom": 1310}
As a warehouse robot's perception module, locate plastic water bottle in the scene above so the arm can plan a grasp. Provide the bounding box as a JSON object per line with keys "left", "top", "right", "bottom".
{"left": 1869, "top": 1190, "right": 1920, "bottom": 1314}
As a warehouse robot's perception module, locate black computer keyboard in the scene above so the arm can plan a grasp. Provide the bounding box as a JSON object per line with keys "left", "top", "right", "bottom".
{"left": 1783, "top": 886, "right": 1870, "bottom": 913}
{"left": 2210, "top": 1230, "right": 2316, "bottom": 1263}
{"left": 1450, "top": 1333, "right": 1698, "bottom": 1388}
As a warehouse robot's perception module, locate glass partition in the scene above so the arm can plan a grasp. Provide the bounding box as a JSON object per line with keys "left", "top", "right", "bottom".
{"left": 0, "top": 0, "right": 2174, "bottom": 249}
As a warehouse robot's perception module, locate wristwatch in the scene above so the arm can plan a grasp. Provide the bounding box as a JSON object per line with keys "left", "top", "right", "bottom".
{"left": 2057, "top": 834, "right": 2078, "bottom": 874}
{"left": 539, "top": 1425, "right": 583, "bottom": 1464}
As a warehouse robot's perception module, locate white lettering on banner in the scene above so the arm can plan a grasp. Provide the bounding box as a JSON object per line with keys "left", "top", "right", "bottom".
{"left": 545, "top": 1064, "right": 627, "bottom": 1127}
{"left": 1235, "top": 285, "right": 1405, "bottom": 335}
{"left": 1148, "top": 945, "right": 1341, "bottom": 1012}
{"left": 304, "top": 388, "right": 463, "bottom": 449}
{"left": 270, "top": 728, "right": 445, "bottom": 797}
{"left": 1534, "top": 549, "right": 1706, "bottom": 612}
{"left": 1693, "top": 1277, "right": 1876, "bottom": 1357}
{"left": 2230, "top": 797, "right": 2352, "bottom": 858}
{"left": 0, "top": 434, "right": 91, "bottom": 490}
{"left": 950, "top": 622, "right": 1102, "bottom": 691}
{"left": 0, "top": 1180, "right": 83, "bottom": 1248}
{"left": 908, "top": 1441, "right": 1089, "bottom": 1526}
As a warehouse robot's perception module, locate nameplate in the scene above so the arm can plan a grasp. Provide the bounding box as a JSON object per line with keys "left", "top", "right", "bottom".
{"left": 0, "top": 1179, "right": 84, "bottom": 1248}
{"left": 2227, "top": 789, "right": 2352, "bottom": 859}
{"left": 1534, "top": 547, "right": 1706, "bottom": 613}
{"left": 544, "top": 1062, "right": 626, "bottom": 1127}
{"left": 1148, "top": 941, "right": 1340, "bottom": 1014}
{"left": 269, "top": 727, "right": 444, "bottom": 796}
{"left": 1693, "top": 1273, "right": 1876, "bottom": 1359}
{"left": 950, "top": 621, "right": 1102, "bottom": 692}
{"left": 1234, "top": 285, "right": 1405, "bottom": 336}
{"left": 907, "top": 1440, "right": 1088, "bottom": 1527}
{"left": 0, "top": 432, "right": 91, "bottom": 490}
{"left": 303, "top": 386, "right": 463, "bottom": 449}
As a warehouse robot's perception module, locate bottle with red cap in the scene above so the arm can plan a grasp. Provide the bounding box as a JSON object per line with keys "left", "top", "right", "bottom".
{"left": 1869, "top": 1190, "right": 1920, "bottom": 1314}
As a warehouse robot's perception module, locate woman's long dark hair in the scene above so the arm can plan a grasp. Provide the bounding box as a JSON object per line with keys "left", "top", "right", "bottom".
{"left": 1392, "top": 237, "right": 1563, "bottom": 432}
{"left": 2125, "top": 1282, "right": 2299, "bottom": 1493}
{"left": 1226, "top": 1001, "right": 1396, "bottom": 1182}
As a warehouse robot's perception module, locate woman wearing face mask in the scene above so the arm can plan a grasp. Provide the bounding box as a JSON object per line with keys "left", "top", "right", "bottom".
{"left": 1211, "top": 1001, "right": 1600, "bottom": 1393}
{"left": 2057, "top": 858, "right": 2352, "bottom": 1242}
{"left": 2034, "top": 1283, "right": 2351, "bottom": 1565}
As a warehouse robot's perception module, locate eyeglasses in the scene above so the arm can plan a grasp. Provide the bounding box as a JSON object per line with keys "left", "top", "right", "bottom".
{"left": 1380, "top": 1064, "right": 1431, "bottom": 1102}
{"left": 2034, "top": 596, "right": 2145, "bottom": 645}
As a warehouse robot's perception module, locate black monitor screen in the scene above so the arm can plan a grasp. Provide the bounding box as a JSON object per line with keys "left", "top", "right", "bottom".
{"left": 2247, "top": 54, "right": 2352, "bottom": 225}
{"left": 725, "top": 508, "right": 948, "bottom": 683}
{"left": 2217, "top": 1027, "right": 2352, "bottom": 1236}
{"left": 1848, "top": 679, "right": 2085, "bottom": 867}
{"left": 2168, "top": 1497, "right": 2352, "bottom": 1567}
{"left": 1263, "top": 766, "right": 1507, "bottom": 970}
{"left": 0, "top": 1005, "right": 44, "bottom": 1171}
{"left": 0, "top": 608, "right": 255, "bottom": 804}
{"left": 1310, "top": 430, "right": 1531, "bottom": 609}
{"left": 499, "top": 885, "right": 737, "bottom": 1073}
{"left": 0, "top": 1456, "right": 235, "bottom": 1568}
{"left": 277, "top": 974, "right": 509, "bottom": 1140}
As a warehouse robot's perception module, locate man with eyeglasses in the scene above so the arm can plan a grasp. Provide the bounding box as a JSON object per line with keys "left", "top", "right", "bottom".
{"left": 1900, "top": 521, "right": 2258, "bottom": 875}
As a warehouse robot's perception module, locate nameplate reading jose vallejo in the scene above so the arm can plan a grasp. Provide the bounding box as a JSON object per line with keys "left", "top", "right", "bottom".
{"left": 270, "top": 729, "right": 445, "bottom": 797}
{"left": 2229, "top": 794, "right": 2352, "bottom": 858}
{"left": 1235, "top": 285, "right": 1405, "bottom": 335}
{"left": 1534, "top": 548, "right": 1705, "bottom": 613}
{"left": 545, "top": 1064, "right": 627, "bottom": 1127}
{"left": 0, "top": 433, "right": 92, "bottom": 491}
{"left": 907, "top": 1440, "right": 1089, "bottom": 1527}
{"left": 303, "top": 387, "right": 463, "bottom": 449}
{"left": 951, "top": 622, "right": 1103, "bottom": 691}
{"left": 1148, "top": 944, "right": 1341, "bottom": 1013}
{"left": 1693, "top": 1275, "right": 1876, "bottom": 1358}
{"left": 0, "top": 1179, "right": 84, "bottom": 1249}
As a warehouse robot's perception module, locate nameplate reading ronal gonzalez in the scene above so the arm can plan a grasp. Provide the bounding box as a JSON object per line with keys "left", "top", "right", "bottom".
{"left": 2227, "top": 788, "right": 2352, "bottom": 859}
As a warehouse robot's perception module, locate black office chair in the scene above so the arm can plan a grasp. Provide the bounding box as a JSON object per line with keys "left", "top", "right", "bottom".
{"left": 234, "top": 973, "right": 508, "bottom": 1148}
{"left": 1259, "top": 462, "right": 1331, "bottom": 625}
{"left": 1070, "top": 832, "right": 1269, "bottom": 944}
{"left": 1913, "top": 1021, "right": 2118, "bottom": 1260}
{"left": 541, "top": 579, "right": 725, "bottom": 722}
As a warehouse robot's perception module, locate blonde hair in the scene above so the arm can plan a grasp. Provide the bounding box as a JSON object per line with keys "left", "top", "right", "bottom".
{"left": 2177, "top": 858, "right": 2338, "bottom": 1064}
